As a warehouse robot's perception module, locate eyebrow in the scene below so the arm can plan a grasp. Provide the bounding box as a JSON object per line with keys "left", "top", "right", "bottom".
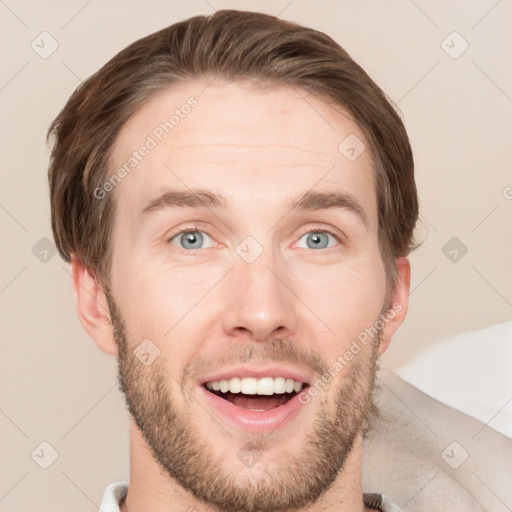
{"left": 141, "top": 188, "right": 369, "bottom": 228}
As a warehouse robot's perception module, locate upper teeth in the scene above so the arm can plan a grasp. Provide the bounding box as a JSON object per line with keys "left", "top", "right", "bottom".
{"left": 205, "top": 377, "right": 304, "bottom": 395}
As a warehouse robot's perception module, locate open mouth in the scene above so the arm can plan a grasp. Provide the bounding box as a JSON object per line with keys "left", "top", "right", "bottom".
{"left": 199, "top": 375, "right": 310, "bottom": 431}
{"left": 202, "top": 377, "right": 309, "bottom": 412}
{"left": 205, "top": 387, "right": 301, "bottom": 411}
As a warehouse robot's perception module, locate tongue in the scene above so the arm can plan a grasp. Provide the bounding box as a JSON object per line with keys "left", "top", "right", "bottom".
{"left": 225, "top": 392, "right": 293, "bottom": 411}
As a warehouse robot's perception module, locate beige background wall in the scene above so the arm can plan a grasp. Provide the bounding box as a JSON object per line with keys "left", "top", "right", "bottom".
{"left": 1, "top": 1, "right": 511, "bottom": 511}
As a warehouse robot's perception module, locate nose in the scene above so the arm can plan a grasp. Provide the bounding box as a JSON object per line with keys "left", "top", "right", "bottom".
{"left": 221, "top": 245, "right": 298, "bottom": 343}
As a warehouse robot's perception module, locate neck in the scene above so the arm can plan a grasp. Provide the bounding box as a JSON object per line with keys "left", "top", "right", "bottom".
{"left": 120, "top": 419, "right": 374, "bottom": 512}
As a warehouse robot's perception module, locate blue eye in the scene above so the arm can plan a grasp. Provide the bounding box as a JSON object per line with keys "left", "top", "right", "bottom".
{"left": 169, "top": 230, "right": 214, "bottom": 250}
{"left": 297, "top": 231, "right": 338, "bottom": 250}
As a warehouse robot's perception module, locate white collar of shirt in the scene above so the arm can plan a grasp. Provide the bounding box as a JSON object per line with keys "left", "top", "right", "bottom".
{"left": 99, "top": 482, "right": 128, "bottom": 512}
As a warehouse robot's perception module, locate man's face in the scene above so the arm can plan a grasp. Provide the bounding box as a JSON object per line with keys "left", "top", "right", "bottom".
{"left": 106, "top": 80, "right": 389, "bottom": 511}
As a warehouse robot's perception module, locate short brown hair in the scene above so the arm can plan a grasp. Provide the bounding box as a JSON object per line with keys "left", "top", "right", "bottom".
{"left": 47, "top": 9, "right": 418, "bottom": 293}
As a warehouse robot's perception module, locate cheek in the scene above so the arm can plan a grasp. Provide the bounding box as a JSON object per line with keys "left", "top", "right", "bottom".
{"left": 113, "top": 258, "right": 228, "bottom": 371}
{"left": 289, "top": 255, "right": 386, "bottom": 344}
{"left": 133, "top": 258, "right": 227, "bottom": 315}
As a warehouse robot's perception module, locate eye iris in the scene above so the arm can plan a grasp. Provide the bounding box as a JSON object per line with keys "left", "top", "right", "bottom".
{"left": 181, "top": 231, "right": 203, "bottom": 249}
{"left": 308, "top": 232, "right": 329, "bottom": 249}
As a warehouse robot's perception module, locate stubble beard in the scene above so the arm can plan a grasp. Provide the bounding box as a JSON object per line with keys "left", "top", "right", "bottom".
{"left": 107, "top": 292, "right": 381, "bottom": 512}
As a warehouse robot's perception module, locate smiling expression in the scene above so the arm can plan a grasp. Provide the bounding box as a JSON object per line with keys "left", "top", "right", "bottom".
{"left": 104, "top": 78, "right": 393, "bottom": 511}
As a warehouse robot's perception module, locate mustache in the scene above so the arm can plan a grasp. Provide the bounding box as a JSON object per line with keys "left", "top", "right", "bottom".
{"left": 183, "top": 337, "right": 328, "bottom": 382}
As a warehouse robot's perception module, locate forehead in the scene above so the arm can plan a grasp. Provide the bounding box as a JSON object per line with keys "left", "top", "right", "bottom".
{"left": 109, "top": 79, "right": 377, "bottom": 227}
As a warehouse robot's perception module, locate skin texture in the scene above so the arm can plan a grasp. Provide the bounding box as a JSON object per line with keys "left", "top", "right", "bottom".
{"left": 71, "top": 80, "right": 410, "bottom": 512}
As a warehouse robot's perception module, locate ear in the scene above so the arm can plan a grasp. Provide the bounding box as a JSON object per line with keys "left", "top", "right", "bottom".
{"left": 378, "top": 257, "right": 411, "bottom": 356}
{"left": 70, "top": 255, "right": 117, "bottom": 356}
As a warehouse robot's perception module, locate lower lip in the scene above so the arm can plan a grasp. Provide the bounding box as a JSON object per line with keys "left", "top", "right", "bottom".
{"left": 199, "top": 385, "right": 309, "bottom": 433}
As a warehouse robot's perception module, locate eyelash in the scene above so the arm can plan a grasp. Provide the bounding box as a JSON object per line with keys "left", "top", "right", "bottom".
{"left": 167, "top": 224, "right": 343, "bottom": 253}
